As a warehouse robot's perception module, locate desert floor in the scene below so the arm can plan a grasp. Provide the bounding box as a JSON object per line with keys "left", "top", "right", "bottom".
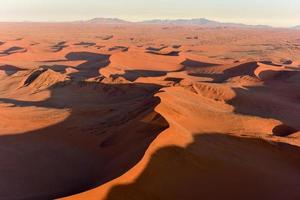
{"left": 0, "top": 23, "right": 300, "bottom": 200}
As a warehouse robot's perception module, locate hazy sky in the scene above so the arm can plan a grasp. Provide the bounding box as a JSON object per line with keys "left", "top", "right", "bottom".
{"left": 0, "top": 0, "right": 299, "bottom": 27}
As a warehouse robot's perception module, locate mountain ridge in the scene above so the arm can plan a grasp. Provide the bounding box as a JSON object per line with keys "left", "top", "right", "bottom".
{"left": 140, "top": 18, "right": 271, "bottom": 28}
{"left": 1, "top": 17, "right": 294, "bottom": 28}
{"left": 83, "top": 18, "right": 272, "bottom": 28}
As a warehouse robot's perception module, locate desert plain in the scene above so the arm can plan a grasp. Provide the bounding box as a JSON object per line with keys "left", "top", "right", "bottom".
{"left": 0, "top": 22, "right": 300, "bottom": 200}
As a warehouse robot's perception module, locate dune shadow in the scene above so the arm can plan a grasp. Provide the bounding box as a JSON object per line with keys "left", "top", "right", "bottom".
{"left": 40, "top": 51, "right": 111, "bottom": 79}
{"left": 146, "top": 50, "right": 180, "bottom": 56}
{"left": 0, "top": 46, "right": 27, "bottom": 56}
{"left": 0, "top": 82, "right": 168, "bottom": 200}
{"left": 227, "top": 84, "right": 300, "bottom": 134}
{"left": 273, "top": 124, "right": 298, "bottom": 137}
{"left": 222, "top": 61, "right": 259, "bottom": 79}
{"left": 164, "top": 77, "right": 183, "bottom": 84}
{"left": 145, "top": 46, "right": 168, "bottom": 52}
{"left": 51, "top": 41, "right": 68, "bottom": 52}
{"left": 260, "top": 60, "right": 282, "bottom": 66}
{"left": 172, "top": 45, "right": 181, "bottom": 49}
{"left": 112, "top": 70, "right": 168, "bottom": 82}
{"left": 106, "top": 133, "right": 300, "bottom": 200}
{"left": 64, "top": 51, "right": 111, "bottom": 78}
{"left": 181, "top": 59, "right": 220, "bottom": 68}
{"left": 281, "top": 59, "right": 293, "bottom": 65}
{"left": 0, "top": 65, "right": 26, "bottom": 75}
{"left": 184, "top": 61, "right": 260, "bottom": 83}
{"left": 0, "top": 52, "right": 170, "bottom": 199}
{"left": 109, "top": 46, "right": 129, "bottom": 52}
{"left": 74, "top": 42, "right": 96, "bottom": 48}
{"left": 96, "top": 35, "right": 114, "bottom": 40}
{"left": 180, "top": 59, "right": 222, "bottom": 81}
{"left": 258, "top": 70, "right": 299, "bottom": 81}
{"left": 40, "top": 64, "right": 74, "bottom": 74}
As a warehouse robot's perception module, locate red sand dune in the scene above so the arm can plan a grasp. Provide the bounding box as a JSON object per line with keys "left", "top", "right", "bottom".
{"left": 0, "top": 23, "right": 300, "bottom": 200}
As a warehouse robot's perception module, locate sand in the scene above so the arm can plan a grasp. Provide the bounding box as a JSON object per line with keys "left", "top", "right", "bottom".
{"left": 0, "top": 23, "right": 300, "bottom": 200}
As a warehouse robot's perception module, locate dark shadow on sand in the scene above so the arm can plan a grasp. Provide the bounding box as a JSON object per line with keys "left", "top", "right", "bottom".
{"left": 0, "top": 52, "right": 169, "bottom": 199}
{"left": 111, "top": 70, "right": 168, "bottom": 82}
{"left": 0, "top": 46, "right": 27, "bottom": 56}
{"left": 0, "top": 65, "right": 26, "bottom": 75}
{"left": 182, "top": 61, "right": 260, "bottom": 83}
{"left": 106, "top": 133, "right": 300, "bottom": 200}
{"left": 39, "top": 51, "right": 111, "bottom": 79}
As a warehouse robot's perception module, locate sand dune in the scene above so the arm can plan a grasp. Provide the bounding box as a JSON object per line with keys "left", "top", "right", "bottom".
{"left": 0, "top": 23, "right": 300, "bottom": 200}
{"left": 109, "top": 46, "right": 129, "bottom": 52}
{"left": 0, "top": 46, "right": 27, "bottom": 56}
{"left": 74, "top": 42, "right": 97, "bottom": 48}
{"left": 96, "top": 35, "right": 114, "bottom": 40}
{"left": 146, "top": 50, "right": 180, "bottom": 56}
{"left": 51, "top": 42, "right": 69, "bottom": 52}
{"left": 106, "top": 134, "right": 300, "bottom": 200}
{"left": 0, "top": 65, "right": 25, "bottom": 75}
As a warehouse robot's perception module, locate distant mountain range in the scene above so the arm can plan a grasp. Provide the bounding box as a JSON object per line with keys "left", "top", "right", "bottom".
{"left": 80, "top": 18, "right": 272, "bottom": 28}
{"left": 141, "top": 18, "right": 218, "bottom": 25}
{"left": 140, "top": 18, "right": 271, "bottom": 28}
{"left": 17, "top": 17, "right": 297, "bottom": 29}
{"left": 85, "top": 18, "right": 130, "bottom": 24}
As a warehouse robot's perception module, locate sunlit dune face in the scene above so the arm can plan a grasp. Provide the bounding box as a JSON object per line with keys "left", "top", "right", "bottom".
{"left": 0, "top": 105, "right": 70, "bottom": 135}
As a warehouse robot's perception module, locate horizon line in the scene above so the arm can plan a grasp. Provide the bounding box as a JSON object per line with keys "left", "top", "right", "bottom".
{"left": 0, "top": 17, "right": 298, "bottom": 28}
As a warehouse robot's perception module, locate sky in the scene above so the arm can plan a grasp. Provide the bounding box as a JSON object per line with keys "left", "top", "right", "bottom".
{"left": 0, "top": 0, "right": 299, "bottom": 27}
